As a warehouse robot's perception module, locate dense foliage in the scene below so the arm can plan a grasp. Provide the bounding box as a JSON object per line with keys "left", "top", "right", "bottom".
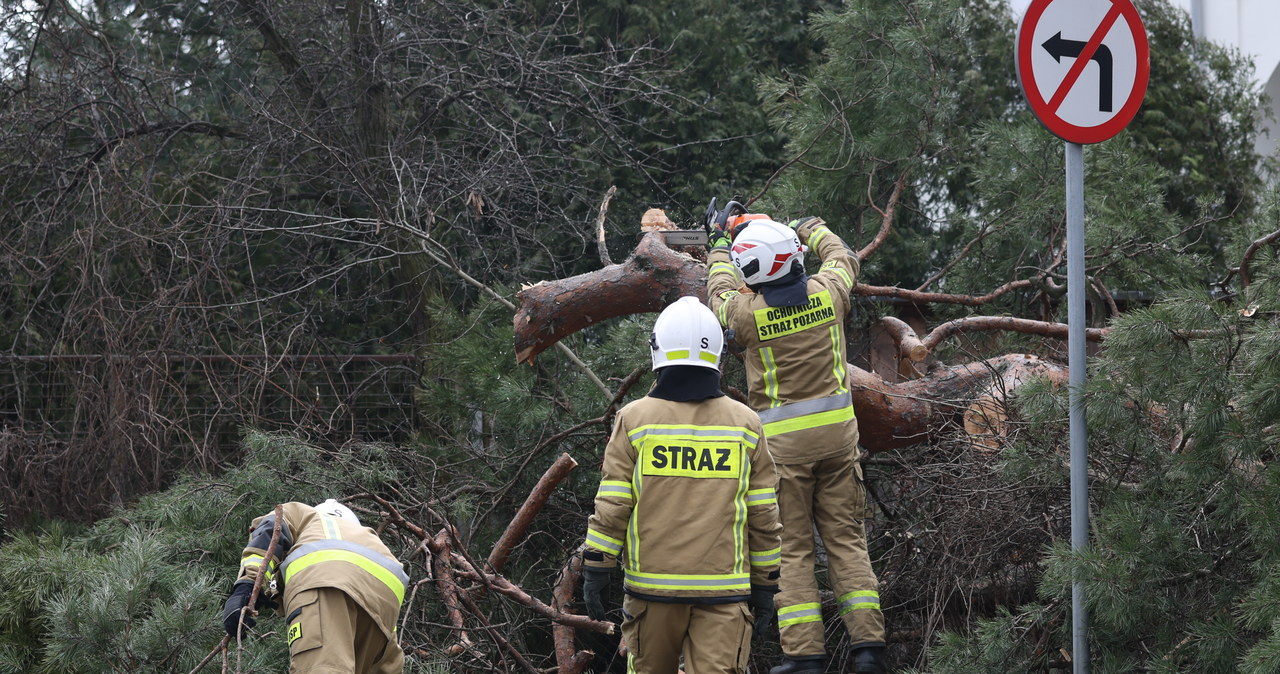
{"left": 0, "top": 0, "right": 1277, "bottom": 672}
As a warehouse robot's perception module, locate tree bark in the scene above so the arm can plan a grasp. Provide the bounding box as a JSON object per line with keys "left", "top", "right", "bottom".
{"left": 486, "top": 452, "right": 579, "bottom": 574}
{"left": 552, "top": 554, "right": 598, "bottom": 674}
{"left": 849, "top": 354, "right": 1066, "bottom": 451}
{"left": 514, "top": 232, "right": 707, "bottom": 365}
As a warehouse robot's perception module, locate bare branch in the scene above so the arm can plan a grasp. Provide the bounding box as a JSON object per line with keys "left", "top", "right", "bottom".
{"left": 857, "top": 172, "right": 908, "bottom": 262}
{"left": 1235, "top": 227, "right": 1280, "bottom": 288}
{"left": 486, "top": 452, "right": 579, "bottom": 574}
{"left": 921, "top": 316, "right": 1109, "bottom": 352}
{"left": 857, "top": 278, "right": 1037, "bottom": 307}
{"left": 232, "top": 0, "right": 329, "bottom": 111}
{"left": 880, "top": 316, "right": 928, "bottom": 362}
{"left": 596, "top": 186, "right": 618, "bottom": 266}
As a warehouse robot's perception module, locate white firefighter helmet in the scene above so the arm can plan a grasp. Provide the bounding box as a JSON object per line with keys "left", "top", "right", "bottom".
{"left": 649, "top": 296, "right": 723, "bottom": 371}
{"left": 314, "top": 498, "right": 361, "bottom": 526}
{"left": 731, "top": 220, "right": 803, "bottom": 286}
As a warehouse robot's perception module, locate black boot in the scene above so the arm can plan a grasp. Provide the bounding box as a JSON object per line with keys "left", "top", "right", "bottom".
{"left": 768, "top": 655, "right": 826, "bottom": 674}
{"left": 852, "top": 646, "right": 886, "bottom": 674}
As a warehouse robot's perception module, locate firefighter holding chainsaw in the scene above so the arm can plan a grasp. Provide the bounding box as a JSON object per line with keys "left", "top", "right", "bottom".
{"left": 705, "top": 201, "right": 886, "bottom": 674}
{"left": 581, "top": 296, "right": 784, "bottom": 674}
{"left": 221, "top": 499, "right": 408, "bottom": 673}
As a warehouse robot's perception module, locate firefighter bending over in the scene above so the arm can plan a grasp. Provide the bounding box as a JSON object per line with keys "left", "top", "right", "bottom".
{"left": 221, "top": 499, "right": 408, "bottom": 673}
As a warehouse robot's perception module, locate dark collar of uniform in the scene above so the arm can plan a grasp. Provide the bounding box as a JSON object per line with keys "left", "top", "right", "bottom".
{"left": 756, "top": 266, "right": 810, "bottom": 307}
{"left": 649, "top": 365, "right": 724, "bottom": 402}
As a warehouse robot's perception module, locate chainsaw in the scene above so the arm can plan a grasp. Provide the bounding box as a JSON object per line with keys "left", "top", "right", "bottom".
{"left": 657, "top": 197, "right": 747, "bottom": 247}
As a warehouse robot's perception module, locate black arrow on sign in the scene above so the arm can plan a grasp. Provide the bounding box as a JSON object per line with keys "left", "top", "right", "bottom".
{"left": 1042, "top": 31, "right": 1113, "bottom": 112}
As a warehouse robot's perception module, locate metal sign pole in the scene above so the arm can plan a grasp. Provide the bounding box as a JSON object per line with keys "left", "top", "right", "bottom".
{"left": 1065, "top": 140, "right": 1089, "bottom": 674}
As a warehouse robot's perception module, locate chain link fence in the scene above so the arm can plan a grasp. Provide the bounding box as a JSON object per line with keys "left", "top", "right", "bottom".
{"left": 0, "top": 354, "right": 420, "bottom": 524}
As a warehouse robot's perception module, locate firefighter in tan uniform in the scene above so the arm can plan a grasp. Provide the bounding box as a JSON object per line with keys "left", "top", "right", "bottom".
{"left": 706, "top": 209, "right": 886, "bottom": 674}
{"left": 581, "top": 296, "right": 784, "bottom": 674}
{"left": 221, "top": 499, "right": 408, "bottom": 674}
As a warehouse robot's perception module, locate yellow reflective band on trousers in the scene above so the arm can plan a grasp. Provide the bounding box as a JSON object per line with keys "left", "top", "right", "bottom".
{"left": 624, "top": 569, "right": 751, "bottom": 592}
{"left": 838, "top": 590, "right": 881, "bottom": 615}
{"left": 757, "top": 392, "right": 856, "bottom": 436}
{"left": 777, "top": 602, "right": 823, "bottom": 627}
{"left": 282, "top": 541, "right": 410, "bottom": 605}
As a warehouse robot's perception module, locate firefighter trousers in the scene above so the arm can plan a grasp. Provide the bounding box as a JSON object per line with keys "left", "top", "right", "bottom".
{"left": 286, "top": 587, "right": 405, "bottom": 674}
{"left": 621, "top": 596, "right": 753, "bottom": 674}
{"left": 774, "top": 450, "right": 885, "bottom": 657}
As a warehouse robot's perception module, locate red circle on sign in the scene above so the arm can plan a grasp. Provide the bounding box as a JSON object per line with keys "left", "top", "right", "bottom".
{"left": 1017, "top": 0, "right": 1149, "bottom": 144}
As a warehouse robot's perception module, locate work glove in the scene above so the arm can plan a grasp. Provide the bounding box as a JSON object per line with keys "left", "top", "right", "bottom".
{"left": 787, "top": 216, "right": 825, "bottom": 234}
{"left": 221, "top": 580, "right": 277, "bottom": 637}
{"left": 748, "top": 584, "right": 777, "bottom": 639}
{"left": 708, "top": 226, "right": 732, "bottom": 250}
{"left": 709, "top": 212, "right": 739, "bottom": 250}
{"left": 581, "top": 566, "right": 612, "bottom": 621}
{"left": 705, "top": 197, "right": 747, "bottom": 250}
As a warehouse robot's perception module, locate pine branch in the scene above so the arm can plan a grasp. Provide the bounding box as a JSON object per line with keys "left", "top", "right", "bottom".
{"left": 391, "top": 220, "right": 612, "bottom": 400}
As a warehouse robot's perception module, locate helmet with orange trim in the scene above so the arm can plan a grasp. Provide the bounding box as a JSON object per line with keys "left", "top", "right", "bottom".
{"left": 649, "top": 296, "right": 723, "bottom": 371}
{"left": 730, "top": 220, "right": 803, "bottom": 286}
{"left": 705, "top": 197, "right": 776, "bottom": 241}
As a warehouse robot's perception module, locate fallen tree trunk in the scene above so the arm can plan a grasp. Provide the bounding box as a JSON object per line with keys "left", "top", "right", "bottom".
{"left": 514, "top": 226, "right": 1076, "bottom": 452}
{"left": 514, "top": 232, "right": 707, "bottom": 365}
{"left": 515, "top": 228, "right": 1106, "bottom": 363}
{"left": 848, "top": 354, "right": 1066, "bottom": 451}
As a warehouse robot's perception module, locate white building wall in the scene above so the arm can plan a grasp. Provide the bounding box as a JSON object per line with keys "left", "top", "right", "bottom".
{"left": 1171, "top": 0, "right": 1280, "bottom": 160}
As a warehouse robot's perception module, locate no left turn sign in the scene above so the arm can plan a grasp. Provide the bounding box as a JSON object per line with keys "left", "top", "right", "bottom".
{"left": 1017, "top": 0, "right": 1149, "bottom": 144}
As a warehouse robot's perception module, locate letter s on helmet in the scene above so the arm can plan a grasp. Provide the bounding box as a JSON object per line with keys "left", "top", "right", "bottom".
{"left": 730, "top": 220, "right": 803, "bottom": 286}
{"left": 649, "top": 296, "right": 723, "bottom": 371}
{"left": 314, "top": 498, "right": 361, "bottom": 526}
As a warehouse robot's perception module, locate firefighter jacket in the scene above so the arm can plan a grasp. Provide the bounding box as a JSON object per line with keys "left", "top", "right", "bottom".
{"left": 707, "top": 219, "right": 861, "bottom": 465}
{"left": 583, "top": 395, "right": 783, "bottom": 602}
{"left": 235, "top": 502, "right": 409, "bottom": 643}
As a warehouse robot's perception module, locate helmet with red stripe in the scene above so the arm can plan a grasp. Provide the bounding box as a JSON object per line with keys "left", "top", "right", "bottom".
{"left": 730, "top": 220, "right": 803, "bottom": 286}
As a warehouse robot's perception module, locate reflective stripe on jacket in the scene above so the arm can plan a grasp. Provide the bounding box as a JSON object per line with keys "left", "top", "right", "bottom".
{"left": 237, "top": 502, "right": 407, "bottom": 642}
{"left": 584, "top": 396, "right": 783, "bottom": 601}
{"left": 707, "top": 221, "right": 861, "bottom": 464}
